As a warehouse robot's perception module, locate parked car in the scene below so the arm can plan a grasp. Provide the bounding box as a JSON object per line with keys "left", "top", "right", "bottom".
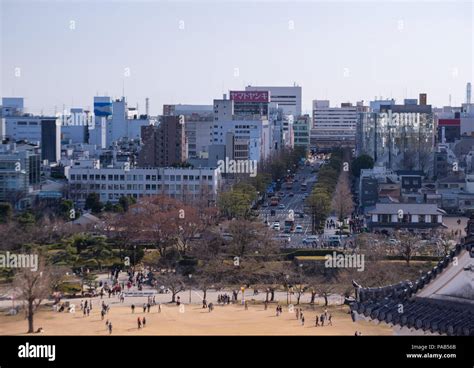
{"left": 295, "top": 225, "right": 303, "bottom": 233}
{"left": 278, "top": 204, "right": 286, "bottom": 209}
{"left": 272, "top": 222, "right": 281, "bottom": 231}
{"left": 302, "top": 235, "right": 319, "bottom": 245}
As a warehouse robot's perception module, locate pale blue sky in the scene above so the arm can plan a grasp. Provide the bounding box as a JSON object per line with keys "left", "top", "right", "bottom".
{"left": 1, "top": 0, "right": 473, "bottom": 115}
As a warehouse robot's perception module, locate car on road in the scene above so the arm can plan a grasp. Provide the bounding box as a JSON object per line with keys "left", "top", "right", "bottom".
{"left": 221, "top": 233, "right": 233, "bottom": 241}
{"left": 278, "top": 204, "right": 286, "bottom": 209}
{"left": 326, "top": 235, "right": 342, "bottom": 247}
{"left": 278, "top": 234, "right": 291, "bottom": 243}
{"left": 272, "top": 222, "right": 280, "bottom": 231}
{"left": 388, "top": 238, "right": 400, "bottom": 246}
{"left": 295, "top": 225, "right": 303, "bottom": 233}
{"left": 302, "top": 235, "right": 319, "bottom": 245}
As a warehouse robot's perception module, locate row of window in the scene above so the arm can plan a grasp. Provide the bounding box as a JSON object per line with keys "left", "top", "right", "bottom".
{"left": 376, "top": 214, "right": 439, "bottom": 223}
{"left": 71, "top": 183, "right": 213, "bottom": 191}
{"left": 70, "top": 173, "right": 214, "bottom": 181}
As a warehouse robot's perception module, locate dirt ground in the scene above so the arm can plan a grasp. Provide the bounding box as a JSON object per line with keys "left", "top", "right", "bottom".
{"left": 0, "top": 303, "right": 393, "bottom": 336}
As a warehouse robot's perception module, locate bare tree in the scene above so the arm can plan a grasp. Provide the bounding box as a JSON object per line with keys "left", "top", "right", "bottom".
{"left": 157, "top": 272, "right": 186, "bottom": 303}
{"left": 13, "top": 258, "right": 54, "bottom": 333}
{"left": 395, "top": 231, "right": 422, "bottom": 266}
{"left": 332, "top": 171, "right": 354, "bottom": 223}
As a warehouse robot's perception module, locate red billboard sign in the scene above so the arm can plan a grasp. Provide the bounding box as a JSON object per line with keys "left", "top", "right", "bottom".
{"left": 230, "top": 90, "right": 270, "bottom": 103}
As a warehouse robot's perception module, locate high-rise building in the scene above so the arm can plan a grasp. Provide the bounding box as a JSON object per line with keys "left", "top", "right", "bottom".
{"left": 0, "top": 142, "right": 41, "bottom": 206}
{"left": 212, "top": 97, "right": 271, "bottom": 162}
{"left": 138, "top": 116, "right": 187, "bottom": 167}
{"left": 357, "top": 98, "right": 435, "bottom": 172}
{"left": 311, "top": 100, "right": 359, "bottom": 150}
{"left": 162, "top": 104, "right": 214, "bottom": 159}
{"left": 245, "top": 85, "right": 302, "bottom": 117}
{"left": 293, "top": 115, "right": 311, "bottom": 149}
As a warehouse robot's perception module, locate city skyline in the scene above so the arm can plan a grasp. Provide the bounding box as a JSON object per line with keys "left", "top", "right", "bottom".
{"left": 1, "top": 0, "right": 473, "bottom": 115}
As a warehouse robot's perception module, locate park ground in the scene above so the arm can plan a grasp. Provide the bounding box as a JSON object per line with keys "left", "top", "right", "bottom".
{"left": 0, "top": 303, "right": 392, "bottom": 336}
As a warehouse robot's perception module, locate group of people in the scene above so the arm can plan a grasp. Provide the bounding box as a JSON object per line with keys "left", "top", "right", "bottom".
{"left": 217, "top": 294, "right": 231, "bottom": 305}
{"left": 100, "top": 301, "right": 110, "bottom": 320}
{"left": 80, "top": 299, "right": 93, "bottom": 317}
{"left": 137, "top": 316, "right": 147, "bottom": 329}
{"left": 130, "top": 302, "right": 161, "bottom": 314}
{"left": 275, "top": 305, "right": 283, "bottom": 316}
{"left": 315, "top": 309, "right": 333, "bottom": 327}
{"left": 325, "top": 219, "right": 337, "bottom": 229}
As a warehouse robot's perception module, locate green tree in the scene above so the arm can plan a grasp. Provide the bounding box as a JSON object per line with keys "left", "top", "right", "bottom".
{"left": 218, "top": 189, "right": 255, "bottom": 220}
{"left": 351, "top": 154, "right": 374, "bottom": 177}
{"left": 0, "top": 202, "right": 13, "bottom": 223}
{"left": 58, "top": 199, "right": 74, "bottom": 220}
{"left": 84, "top": 193, "right": 103, "bottom": 214}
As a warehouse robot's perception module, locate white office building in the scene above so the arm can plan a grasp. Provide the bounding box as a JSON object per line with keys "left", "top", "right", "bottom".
{"left": 245, "top": 85, "right": 302, "bottom": 117}
{"left": 213, "top": 98, "right": 271, "bottom": 162}
{"left": 67, "top": 165, "right": 221, "bottom": 205}
{"left": 311, "top": 100, "right": 359, "bottom": 149}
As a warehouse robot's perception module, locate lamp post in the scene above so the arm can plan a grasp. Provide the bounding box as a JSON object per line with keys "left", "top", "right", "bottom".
{"left": 188, "top": 274, "right": 192, "bottom": 304}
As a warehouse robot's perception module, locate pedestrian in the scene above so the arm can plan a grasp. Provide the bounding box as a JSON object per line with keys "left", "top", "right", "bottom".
{"left": 131, "top": 304, "right": 135, "bottom": 313}
{"left": 328, "top": 313, "right": 333, "bottom": 326}
{"left": 137, "top": 317, "right": 142, "bottom": 329}
{"left": 143, "top": 317, "right": 146, "bottom": 328}
{"left": 158, "top": 304, "right": 161, "bottom": 313}
{"left": 301, "top": 315, "right": 305, "bottom": 326}
{"left": 108, "top": 322, "right": 112, "bottom": 334}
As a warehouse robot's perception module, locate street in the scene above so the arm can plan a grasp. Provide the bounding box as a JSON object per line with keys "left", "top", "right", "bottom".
{"left": 258, "top": 159, "right": 320, "bottom": 248}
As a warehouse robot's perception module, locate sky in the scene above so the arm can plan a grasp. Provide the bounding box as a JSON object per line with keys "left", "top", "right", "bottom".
{"left": 1, "top": 0, "right": 473, "bottom": 116}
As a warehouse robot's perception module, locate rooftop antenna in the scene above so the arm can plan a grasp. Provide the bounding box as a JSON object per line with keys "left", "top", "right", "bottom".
{"left": 146, "top": 97, "right": 149, "bottom": 116}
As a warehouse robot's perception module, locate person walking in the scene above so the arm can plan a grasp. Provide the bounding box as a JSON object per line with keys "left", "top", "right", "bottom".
{"left": 131, "top": 304, "right": 135, "bottom": 313}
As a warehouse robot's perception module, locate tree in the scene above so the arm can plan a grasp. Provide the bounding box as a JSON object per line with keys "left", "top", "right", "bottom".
{"left": 0, "top": 202, "right": 13, "bottom": 223}
{"left": 351, "top": 154, "right": 374, "bottom": 177}
{"left": 332, "top": 172, "right": 354, "bottom": 222}
{"left": 306, "top": 189, "right": 331, "bottom": 234}
{"left": 436, "top": 231, "right": 456, "bottom": 256}
{"left": 84, "top": 193, "right": 103, "bottom": 214}
{"left": 13, "top": 258, "right": 54, "bottom": 333}
{"left": 218, "top": 190, "right": 254, "bottom": 220}
{"left": 58, "top": 199, "right": 74, "bottom": 220}
{"left": 158, "top": 272, "right": 186, "bottom": 303}
{"left": 395, "top": 231, "right": 422, "bottom": 266}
